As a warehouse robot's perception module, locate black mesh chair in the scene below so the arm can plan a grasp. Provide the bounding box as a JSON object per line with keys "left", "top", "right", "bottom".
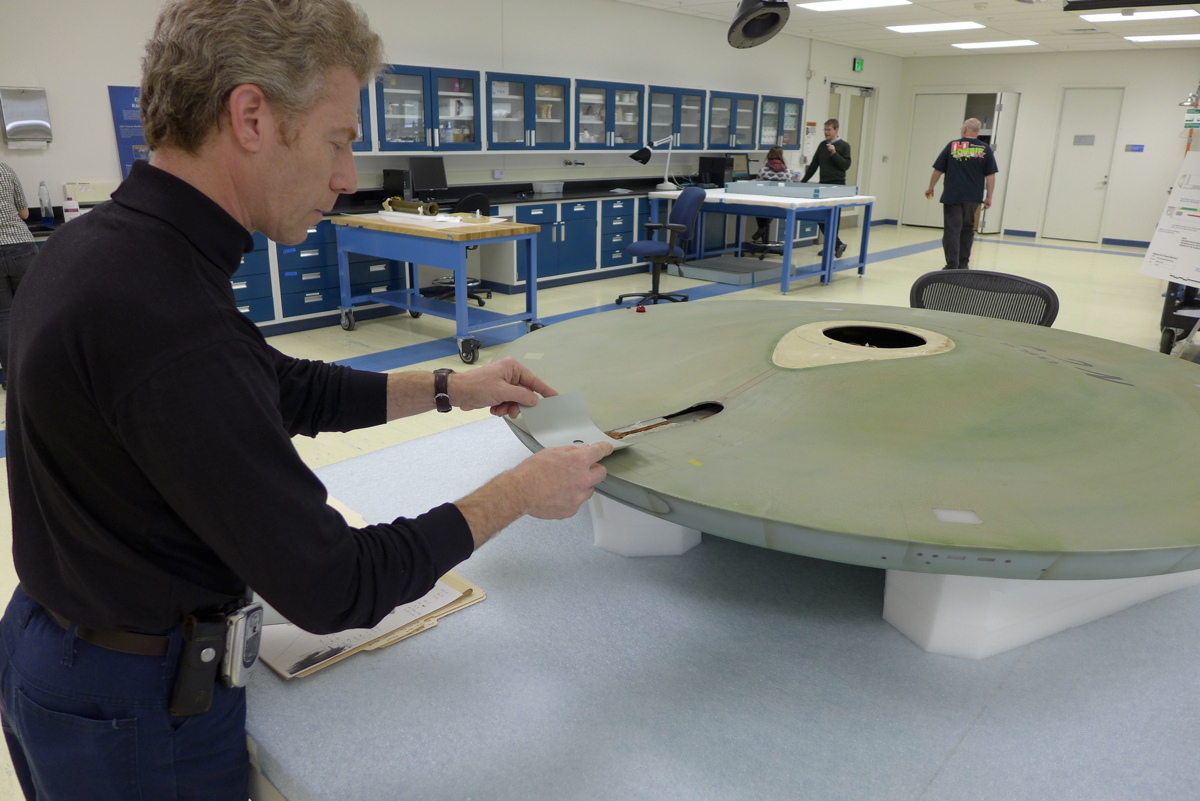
{"left": 910, "top": 269, "right": 1059, "bottom": 327}
{"left": 423, "top": 193, "right": 493, "bottom": 307}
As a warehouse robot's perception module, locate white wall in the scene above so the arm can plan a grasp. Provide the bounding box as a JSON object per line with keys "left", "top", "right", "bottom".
{"left": 898, "top": 49, "right": 1200, "bottom": 242}
{"left": 1, "top": 0, "right": 1194, "bottom": 243}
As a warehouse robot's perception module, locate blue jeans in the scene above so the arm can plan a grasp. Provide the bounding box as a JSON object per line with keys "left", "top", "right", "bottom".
{"left": 0, "top": 241, "right": 37, "bottom": 373}
{"left": 0, "top": 586, "right": 249, "bottom": 800}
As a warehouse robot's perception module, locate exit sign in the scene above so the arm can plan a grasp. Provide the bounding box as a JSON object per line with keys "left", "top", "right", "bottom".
{"left": 852, "top": 57, "right": 864, "bottom": 72}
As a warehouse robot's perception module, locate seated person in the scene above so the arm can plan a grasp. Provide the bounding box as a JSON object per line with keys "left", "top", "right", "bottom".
{"left": 753, "top": 146, "right": 789, "bottom": 243}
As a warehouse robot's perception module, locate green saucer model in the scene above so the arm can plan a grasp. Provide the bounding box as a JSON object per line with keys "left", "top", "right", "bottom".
{"left": 497, "top": 300, "right": 1200, "bottom": 581}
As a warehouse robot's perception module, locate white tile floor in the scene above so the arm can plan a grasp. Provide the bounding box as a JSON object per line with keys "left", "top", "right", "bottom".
{"left": 0, "top": 224, "right": 1168, "bottom": 797}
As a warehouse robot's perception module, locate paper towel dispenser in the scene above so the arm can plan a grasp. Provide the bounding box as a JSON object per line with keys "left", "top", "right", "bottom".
{"left": 0, "top": 87, "right": 52, "bottom": 144}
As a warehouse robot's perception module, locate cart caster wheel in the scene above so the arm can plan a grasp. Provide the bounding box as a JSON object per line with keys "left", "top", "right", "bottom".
{"left": 527, "top": 321, "right": 545, "bottom": 333}
{"left": 409, "top": 310, "right": 422, "bottom": 318}
{"left": 459, "top": 339, "right": 481, "bottom": 364}
{"left": 340, "top": 310, "right": 355, "bottom": 331}
{"left": 1160, "top": 328, "right": 1177, "bottom": 355}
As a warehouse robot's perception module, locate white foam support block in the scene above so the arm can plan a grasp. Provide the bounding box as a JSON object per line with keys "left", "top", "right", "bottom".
{"left": 588, "top": 494, "right": 701, "bottom": 557}
{"left": 882, "top": 568, "right": 1200, "bottom": 659}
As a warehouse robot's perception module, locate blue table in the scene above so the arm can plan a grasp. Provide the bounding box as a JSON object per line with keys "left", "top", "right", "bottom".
{"left": 648, "top": 188, "right": 875, "bottom": 290}
{"left": 331, "top": 214, "right": 542, "bottom": 363}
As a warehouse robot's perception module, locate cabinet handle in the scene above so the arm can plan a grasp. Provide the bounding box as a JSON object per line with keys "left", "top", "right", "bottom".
{"left": 433, "top": 128, "right": 440, "bottom": 148}
{"left": 304, "top": 292, "right": 323, "bottom": 302}
{"left": 300, "top": 249, "right": 320, "bottom": 258}
{"left": 370, "top": 286, "right": 388, "bottom": 294}
{"left": 530, "top": 129, "right": 536, "bottom": 147}
{"left": 559, "top": 222, "right": 567, "bottom": 242}
{"left": 530, "top": 209, "right": 544, "bottom": 216}
{"left": 613, "top": 201, "right": 625, "bottom": 210}
{"left": 301, "top": 272, "right": 322, "bottom": 281}
{"left": 426, "top": 127, "right": 433, "bottom": 147}
{"left": 237, "top": 305, "right": 251, "bottom": 313}
{"left": 231, "top": 281, "right": 248, "bottom": 290}
{"left": 369, "top": 263, "right": 387, "bottom": 272}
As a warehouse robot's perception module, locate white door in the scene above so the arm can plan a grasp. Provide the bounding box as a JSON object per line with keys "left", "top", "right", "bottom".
{"left": 1041, "top": 87, "right": 1124, "bottom": 243}
{"left": 826, "top": 84, "right": 873, "bottom": 232}
{"left": 902, "top": 94, "right": 966, "bottom": 228}
{"left": 978, "top": 92, "right": 1019, "bottom": 234}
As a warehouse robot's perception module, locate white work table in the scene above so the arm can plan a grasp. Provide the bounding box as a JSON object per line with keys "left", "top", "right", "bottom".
{"left": 648, "top": 187, "right": 876, "bottom": 289}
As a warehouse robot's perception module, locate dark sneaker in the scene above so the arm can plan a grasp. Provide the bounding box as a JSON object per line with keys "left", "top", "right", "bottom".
{"left": 835, "top": 242, "right": 847, "bottom": 258}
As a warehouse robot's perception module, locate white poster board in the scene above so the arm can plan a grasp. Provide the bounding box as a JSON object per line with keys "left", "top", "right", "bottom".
{"left": 1140, "top": 150, "right": 1200, "bottom": 286}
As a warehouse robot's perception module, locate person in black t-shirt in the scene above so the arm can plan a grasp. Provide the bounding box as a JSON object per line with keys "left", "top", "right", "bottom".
{"left": 925, "top": 118, "right": 999, "bottom": 270}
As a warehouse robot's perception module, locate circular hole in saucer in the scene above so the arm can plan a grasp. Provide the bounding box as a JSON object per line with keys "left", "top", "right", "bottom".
{"left": 823, "top": 325, "right": 927, "bottom": 349}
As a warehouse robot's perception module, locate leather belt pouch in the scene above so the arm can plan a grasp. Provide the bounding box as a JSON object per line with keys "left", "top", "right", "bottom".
{"left": 169, "top": 615, "right": 227, "bottom": 717}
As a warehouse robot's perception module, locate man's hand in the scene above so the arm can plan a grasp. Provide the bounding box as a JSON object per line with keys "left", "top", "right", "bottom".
{"left": 455, "top": 441, "right": 615, "bottom": 548}
{"left": 925, "top": 188, "right": 935, "bottom": 199}
{"left": 448, "top": 356, "right": 557, "bottom": 418}
{"left": 825, "top": 143, "right": 835, "bottom": 154}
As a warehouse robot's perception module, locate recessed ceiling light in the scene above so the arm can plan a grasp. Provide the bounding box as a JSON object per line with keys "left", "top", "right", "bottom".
{"left": 1125, "top": 33, "right": 1200, "bottom": 41}
{"left": 952, "top": 39, "right": 1038, "bottom": 48}
{"left": 888, "top": 21, "right": 985, "bottom": 32}
{"left": 796, "top": 0, "right": 911, "bottom": 11}
{"left": 1081, "top": 9, "right": 1198, "bottom": 21}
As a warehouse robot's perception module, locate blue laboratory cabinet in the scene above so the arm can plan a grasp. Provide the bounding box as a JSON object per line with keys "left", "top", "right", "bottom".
{"left": 515, "top": 201, "right": 598, "bottom": 281}
{"left": 759, "top": 96, "right": 803, "bottom": 151}
{"left": 375, "top": 65, "right": 481, "bottom": 151}
{"left": 647, "top": 86, "right": 706, "bottom": 151}
{"left": 486, "top": 72, "right": 571, "bottom": 150}
{"left": 575, "top": 80, "right": 642, "bottom": 151}
{"left": 708, "top": 91, "right": 757, "bottom": 150}
{"left": 352, "top": 87, "right": 372, "bottom": 152}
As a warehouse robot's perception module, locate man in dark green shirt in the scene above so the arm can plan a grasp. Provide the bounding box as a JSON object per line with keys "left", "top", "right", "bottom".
{"left": 801, "top": 118, "right": 853, "bottom": 258}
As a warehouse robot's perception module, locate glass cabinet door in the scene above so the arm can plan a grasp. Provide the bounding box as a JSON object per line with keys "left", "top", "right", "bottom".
{"left": 612, "top": 87, "right": 641, "bottom": 149}
{"left": 709, "top": 95, "right": 732, "bottom": 149}
{"left": 678, "top": 91, "right": 704, "bottom": 148}
{"left": 352, "top": 87, "right": 372, "bottom": 152}
{"left": 648, "top": 89, "right": 674, "bottom": 145}
{"left": 379, "top": 70, "right": 428, "bottom": 148}
{"left": 490, "top": 78, "right": 526, "bottom": 146}
{"left": 576, "top": 85, "right": 608, "bottom": 147}
{"left": 759, "top": 100, "right": 780, "bottom": 147}
{"left": 733, "top": 96, "right": 756, "bottom": 148}
{"left": 533, "top": 80, "right": 568, "bottom": 149}
{"left": 781, "top": 100, "right": 801, "bottom": 147}
{"left": 434, "top": 73, "right": 476, "bottom": 148}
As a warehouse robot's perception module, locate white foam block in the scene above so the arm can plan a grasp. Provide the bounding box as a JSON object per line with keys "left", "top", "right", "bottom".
{"left": 588, "top": 493, "right": 700, "bottom": 557}
{"left": 883, "top": 568, "right": 1200, "bottom": 659}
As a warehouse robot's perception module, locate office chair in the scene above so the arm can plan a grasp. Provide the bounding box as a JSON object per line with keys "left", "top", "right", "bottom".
{"left": 424, "top": 192, "right": 493, "bottom": 307}
{"left": 616, "top": 186, "right": 706, "bottom": 306}
{"left": 910, "top": 269, "right": 1059, "bottom": 327}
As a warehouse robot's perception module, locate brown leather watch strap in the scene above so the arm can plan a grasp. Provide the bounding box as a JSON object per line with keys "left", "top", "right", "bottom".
{"left": 434, "top": 368, "right": 454, "bottom": 413}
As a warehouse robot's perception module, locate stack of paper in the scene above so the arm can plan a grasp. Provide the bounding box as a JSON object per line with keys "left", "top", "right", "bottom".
{"left": 258, "top": 570, "right": 484, "bottom": 680}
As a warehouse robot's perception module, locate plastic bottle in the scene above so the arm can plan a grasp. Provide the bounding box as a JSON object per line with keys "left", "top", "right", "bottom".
{"left": 63, "top": 195, "right": 80, "bottom": 222}
{"left": 38, "top": 181, "right": 52, "bottom": 222}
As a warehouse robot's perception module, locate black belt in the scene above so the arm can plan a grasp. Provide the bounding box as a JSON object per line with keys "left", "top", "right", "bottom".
{"left": 47, "top": 610, "right": 170, "bottom": 657}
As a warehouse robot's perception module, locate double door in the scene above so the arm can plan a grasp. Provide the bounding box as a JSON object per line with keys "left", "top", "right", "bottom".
{"left": 759, "top": 96, "right": 803, "bottom": 151}
{"left": 486, "top": 72, "right": 571, "bottom": 150}
{"left": 709, "top": 91, "right": 757, "bottom": 150}
{"left": 376, "top": 65, "right": 481, "bottom": 151}
{"left": 902, "top": 92, "right": 1018, "bottom": 235}
{"left": 647, "top": 86, "right": 706, "bottom": 150}
{"left": 575, "top": 80, "right": 642, "bottom": 150}
{"left": 515, "top": 201, "right": 598, "bottom": 281}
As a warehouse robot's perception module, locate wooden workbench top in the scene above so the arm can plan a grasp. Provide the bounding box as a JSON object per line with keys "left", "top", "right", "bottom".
{"left": 331, "top": 213, "right": 540, "bottom": 242}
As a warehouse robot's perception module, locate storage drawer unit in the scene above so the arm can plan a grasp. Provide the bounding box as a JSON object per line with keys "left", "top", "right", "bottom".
{"left": 600, "top": 198, "right": 635, "bottom": 269}
{"left": 234, "top": 231, "right": 274, "bottom": 323}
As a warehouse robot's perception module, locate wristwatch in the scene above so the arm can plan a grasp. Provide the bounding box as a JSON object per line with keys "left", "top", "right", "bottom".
{"left": 433, "top": 368, "right": 455, "bottom": 413}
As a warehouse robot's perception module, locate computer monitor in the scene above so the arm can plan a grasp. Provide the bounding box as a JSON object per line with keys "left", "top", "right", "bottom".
{"left": 409, "top": 156, "right": 448, "bottom": 197}
{"left": 698, "top": 156, "right": 733, "bottom": 188}
{"left": 728, "top": 153, "right": 750, "bottom": 178}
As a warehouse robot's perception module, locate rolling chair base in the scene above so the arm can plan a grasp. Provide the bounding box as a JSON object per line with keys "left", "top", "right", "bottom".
{"left": 423, "top": 276, "right": 492, "bottom": 307}
{"left": 616, "top": 291, "right": 689, "bottom": 305}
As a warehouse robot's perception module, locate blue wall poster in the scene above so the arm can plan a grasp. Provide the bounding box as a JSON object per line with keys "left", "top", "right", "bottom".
{"left": 108, "top": 86, "right": 148, "bottom": 179}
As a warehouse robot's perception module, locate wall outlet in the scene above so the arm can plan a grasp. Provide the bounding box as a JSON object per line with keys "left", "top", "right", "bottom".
{"left": 493, "top": 169, "right": 504, "bottom": 180}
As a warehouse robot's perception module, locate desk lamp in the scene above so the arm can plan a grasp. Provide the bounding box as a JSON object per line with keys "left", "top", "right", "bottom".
{"left": 630, "top": 135, "right": 677, "bottom": 191}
